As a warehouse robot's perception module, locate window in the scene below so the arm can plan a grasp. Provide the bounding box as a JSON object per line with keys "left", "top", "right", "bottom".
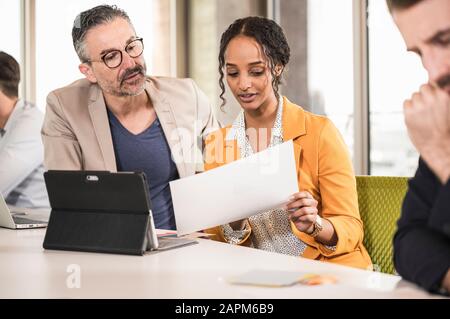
{"left": 279, "top": 0, "right": 355, "bottom": 160}
{"left": 35, "top": 0, "right": 170, "bottom": 111}
{"left": 305, "top": 0, "right": 355, "bottom": 160}
{"left": 368, "top": 0, "right": 425, "bottom": 176}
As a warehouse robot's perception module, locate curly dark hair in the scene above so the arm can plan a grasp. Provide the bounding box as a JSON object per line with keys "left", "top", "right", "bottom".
{"left": 218, "top": 16, "right": 291, "bottom": 108}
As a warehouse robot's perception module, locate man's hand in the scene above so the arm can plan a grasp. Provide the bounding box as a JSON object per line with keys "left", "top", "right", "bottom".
{"left": 404, "top": 84, "right": 450, "bottom": 184}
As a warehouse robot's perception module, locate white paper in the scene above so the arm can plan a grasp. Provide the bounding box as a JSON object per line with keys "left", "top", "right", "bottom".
{"left": 170, "top": 140, "right": 299, "bottom": 236}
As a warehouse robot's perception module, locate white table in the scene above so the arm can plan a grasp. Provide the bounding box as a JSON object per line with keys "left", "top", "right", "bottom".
{"left": 0, "top": 226, "right": 441, "bottom": 299}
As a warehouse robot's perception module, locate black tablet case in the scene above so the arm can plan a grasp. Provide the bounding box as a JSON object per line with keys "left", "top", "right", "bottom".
{"left": 43, "top": 171, "right": 151, "bottom": 256}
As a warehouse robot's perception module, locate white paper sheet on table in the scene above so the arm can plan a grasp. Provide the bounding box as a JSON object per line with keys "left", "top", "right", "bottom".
{"left": 170, "top": 140, "right": 299, "bottom": 236}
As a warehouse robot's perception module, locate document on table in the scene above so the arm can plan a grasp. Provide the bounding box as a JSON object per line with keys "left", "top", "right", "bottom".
{"left": 170, "top": 140, "right": 299, "bottom": 236}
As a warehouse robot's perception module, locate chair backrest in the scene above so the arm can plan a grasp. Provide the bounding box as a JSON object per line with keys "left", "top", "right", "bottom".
{"left": 356, "top": 176, "right": 409, "bottom": 274}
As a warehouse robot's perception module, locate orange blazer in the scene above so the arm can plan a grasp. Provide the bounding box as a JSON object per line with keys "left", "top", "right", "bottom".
{"left": 204, "top": 97, "right": 372, "bottom": 270}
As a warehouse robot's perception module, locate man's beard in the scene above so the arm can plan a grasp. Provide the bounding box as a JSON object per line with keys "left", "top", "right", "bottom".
{"left": 118, "top": 64, "right": 147, "bottom": 96}
{"left": 99, "top": 63, "right": 147, "bottom": 97}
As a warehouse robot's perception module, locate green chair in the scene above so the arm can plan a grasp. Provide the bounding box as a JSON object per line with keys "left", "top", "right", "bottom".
{"left": 356, "top": 176, "right": 409, "bottom": 274}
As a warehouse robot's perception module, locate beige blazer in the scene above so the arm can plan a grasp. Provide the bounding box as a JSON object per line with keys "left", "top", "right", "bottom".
{"left": 41, "top": 76, "right": 220, "bottom": 178}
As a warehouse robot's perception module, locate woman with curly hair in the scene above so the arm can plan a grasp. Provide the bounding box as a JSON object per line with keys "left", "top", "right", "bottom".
{"left": 204, "top": 16, "right": 372, "bottom": 270}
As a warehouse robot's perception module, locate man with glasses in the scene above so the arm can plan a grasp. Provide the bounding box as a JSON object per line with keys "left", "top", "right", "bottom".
{"left": 0, "top": 51, "right": 49, "bottom": 209}
{"left": 387, "top": 0, "right": 450, "bottom": 295}
{"left": 42, "top": 5, "right": 219, "bottom": 231}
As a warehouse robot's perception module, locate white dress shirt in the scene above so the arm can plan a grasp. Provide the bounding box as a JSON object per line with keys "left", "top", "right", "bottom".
{"left": 0, "top": 99, "right": 49, "bottom": 208}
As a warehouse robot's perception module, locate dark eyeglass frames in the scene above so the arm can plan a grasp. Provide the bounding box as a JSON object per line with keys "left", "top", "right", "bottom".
{"left": 85, "top": 37, "right": 144, "bottom": 69}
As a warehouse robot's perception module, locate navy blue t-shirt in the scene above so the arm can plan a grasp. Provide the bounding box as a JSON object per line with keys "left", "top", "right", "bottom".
{"left": 107, "top": 110, "right": 180, "bottom": 230}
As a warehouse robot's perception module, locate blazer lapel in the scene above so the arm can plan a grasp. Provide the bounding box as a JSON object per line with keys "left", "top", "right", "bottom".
{"left": 282, "top": 97, "right": 307, "bottom": 178}
{"left": 146, "top": 80, "right": 189, "bottom": 178}
{"left": 88, "top": 85, "right": 117, "bottom": 172}
{"left": 282, "top": 97, "right": 307, "bottom": 141}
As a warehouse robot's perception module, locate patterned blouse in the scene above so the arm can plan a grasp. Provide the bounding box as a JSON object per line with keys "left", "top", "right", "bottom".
{"left": 220, "top": 97, "right": 308, "bottom": 256}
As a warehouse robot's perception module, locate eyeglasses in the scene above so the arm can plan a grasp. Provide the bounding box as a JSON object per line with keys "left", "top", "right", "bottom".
{"left": 85, "top": 37, "right": 144, "bottom": 69}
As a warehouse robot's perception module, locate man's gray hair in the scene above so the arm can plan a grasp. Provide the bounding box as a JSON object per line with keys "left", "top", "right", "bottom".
{"left": 72, "top": 5, "right": 132, "bottom": 62}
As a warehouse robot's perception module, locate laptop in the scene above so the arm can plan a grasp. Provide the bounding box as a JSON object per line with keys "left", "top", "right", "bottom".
{"left": 0, "top": 194, "right": 48, "bottom": 229}
{"left": 43, "top": 171, "right": 197, "bottom": 255}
